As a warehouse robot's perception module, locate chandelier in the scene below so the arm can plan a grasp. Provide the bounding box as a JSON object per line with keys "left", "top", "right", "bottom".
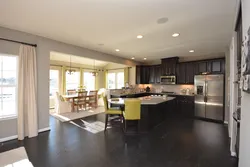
{"left": 66, "top": 55, "right": 75, "bottom": 75}
{"left": 91, "top": 60, "right": 98, "bottom": 76}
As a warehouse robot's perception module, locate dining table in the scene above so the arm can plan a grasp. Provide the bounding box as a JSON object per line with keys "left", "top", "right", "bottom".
{"left": 63, "top": 94, "right": 96, "bottom": 111}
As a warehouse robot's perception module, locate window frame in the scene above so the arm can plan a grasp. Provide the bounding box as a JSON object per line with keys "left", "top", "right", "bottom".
{"left": 65, "top": 69, "right": 81, "bottom": 91}
{"left": 83, "top": 71, "right": 96, "bottom": 91}
{"left": 107, "top": 69, "right": 124, "bottom": 89}
{"left": 0, "top": 54, "right": 18, "bottom": 120}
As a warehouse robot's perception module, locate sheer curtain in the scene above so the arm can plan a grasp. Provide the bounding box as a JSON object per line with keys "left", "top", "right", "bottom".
{"left": 18, "top": 45, "right": 38, "bottom": 140}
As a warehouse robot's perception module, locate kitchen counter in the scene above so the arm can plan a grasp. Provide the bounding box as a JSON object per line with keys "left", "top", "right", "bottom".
{"left": 110, "top": 92, "right": 194, "bottom": 98}
{"left": 109, "top": 95, "right": 176, "bottom": 133}
{"left": 109, "top": 96, "right": 175, "bottom": 105}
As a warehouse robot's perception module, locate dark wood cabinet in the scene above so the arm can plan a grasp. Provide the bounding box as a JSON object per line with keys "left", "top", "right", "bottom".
{"left": 136, "top": 66, "right": 150, "bottom": 84}
{"left": 177, "top": 63, "right": 186, "bottom": 84}
{"left": 149, "top": 66, "right": 155, "bottom": 84}
{"left": 194, "top": 58, "right": 225, "bottom": 75}
{"left": 155, "top": 65, "right": 161, "bottom": 83}
{"left": 186, "top": 62, "right": 195, "bottom": 84}
{"left": 173, "top": 95, "right": 194, "bottom": 118}
{"left": 177, "top": 62, "right": 194, "bottom": 84}
{"left": 136, "top": 66, "right": 141, "bottom": 84}
{"left": 161, "top": 57, "right": 178, "bottom": 76}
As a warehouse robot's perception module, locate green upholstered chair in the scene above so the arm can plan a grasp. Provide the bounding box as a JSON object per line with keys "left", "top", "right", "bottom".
{"left": 103, "top": 96, "right": 122, "bottom": 131}
{"left": 123, "top": 99, "right": 141, "bottom": 133}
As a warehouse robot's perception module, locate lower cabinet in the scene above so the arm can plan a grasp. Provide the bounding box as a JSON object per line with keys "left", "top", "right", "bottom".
{"left": 170, "top": 95, "right": 194, "bottom": 118}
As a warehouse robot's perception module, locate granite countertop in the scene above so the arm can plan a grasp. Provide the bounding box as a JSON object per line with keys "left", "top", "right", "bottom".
{"left": 109, "top": 96, "right": 176, "bottom": 105}
{"left": 110, "top": 92, "right": 194, "bottom": 97}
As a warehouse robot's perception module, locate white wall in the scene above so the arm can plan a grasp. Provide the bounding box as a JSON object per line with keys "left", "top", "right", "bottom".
{"left": 239, "top": 0, "right": 250, "bottom": 167}
{"left": 0, "top": 26, "right": 137, "bottom": 141}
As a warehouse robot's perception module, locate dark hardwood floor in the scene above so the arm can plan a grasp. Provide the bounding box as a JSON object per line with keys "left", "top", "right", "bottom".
{"left": 0, "top": 114, "right": 238, "bottom": 167}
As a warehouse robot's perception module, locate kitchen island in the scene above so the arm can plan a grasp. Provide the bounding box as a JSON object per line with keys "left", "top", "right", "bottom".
{"left": 109, "top": 96, "right": 176, "bottom": 132}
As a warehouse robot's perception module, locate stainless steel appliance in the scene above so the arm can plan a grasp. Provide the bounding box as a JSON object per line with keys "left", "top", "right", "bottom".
{"left": 160, "top": 76, "right": 176, "bottom": 85}
{"left": 194, "top": 74, "right": 224, "bottom": 121}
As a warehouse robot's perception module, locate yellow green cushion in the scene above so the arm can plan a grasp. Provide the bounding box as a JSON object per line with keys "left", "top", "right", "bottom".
{"left": 106, "top": 108, "right": 122, "bottom": 115}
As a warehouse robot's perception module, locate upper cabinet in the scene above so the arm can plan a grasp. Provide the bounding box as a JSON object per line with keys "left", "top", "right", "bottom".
{"left": 177, "top": 62, "right": 194, "bottom": 84}
{"left": 194, "top": 58, "right": 225, "bottom": 75}
{"left": 161, "top": 57, "right": 179, "bottom": 76}
{"left": 136, "top": 65, "right": 150, "bottom": 84}
{"left": 136, "top": 58, "right": 225, "bottom": 85}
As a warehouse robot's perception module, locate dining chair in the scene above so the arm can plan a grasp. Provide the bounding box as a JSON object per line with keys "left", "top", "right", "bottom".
{"left": 67, "top": 89, "right": 77, "bottom": 95}
{"left": 73, "top": 91, "right": 88, "bottom": 111}
{"left": 54, "top": 92, "right": 72, "bottom": 113}
{"left": 123, "top": 99, "right": 141, "bottom": 133}
{"left": 87, "top": 90, "right": 98, "bottom": 108}
{"left": 103, "top": 96, "right": 122, "bottom": 131}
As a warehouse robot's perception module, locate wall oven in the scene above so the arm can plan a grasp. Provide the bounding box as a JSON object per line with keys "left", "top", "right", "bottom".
{"left": 160, "top": 76, "right": 176, "bottom": 85}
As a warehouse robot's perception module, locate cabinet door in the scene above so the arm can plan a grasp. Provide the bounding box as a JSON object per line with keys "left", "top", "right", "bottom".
{"left": 141, "top": 66, "right": 150, "bottom": 84}
{"left": 211, "top": 60, "right": 221, "bottom": 73}
{"left": 155, "top": 65, "right": 161, "bottom": 83}
{"left": 177, "top": 63, "right": 186, "bottom": 84}
{"left": 198, "top": 62, "right": 207, "bottom": 74}
{"left": 136, "top": 66, "right": 141, "bottom": 84}
{"left": 149, "top": 66, "right": 155, "bottom": 83}
{"left": 186, "top": 63, "right": 195, "bottom": 84}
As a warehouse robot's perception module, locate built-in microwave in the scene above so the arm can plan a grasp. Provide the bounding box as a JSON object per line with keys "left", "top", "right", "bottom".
{"left": 160, "top": 76, "right": 176, "bottom": 85}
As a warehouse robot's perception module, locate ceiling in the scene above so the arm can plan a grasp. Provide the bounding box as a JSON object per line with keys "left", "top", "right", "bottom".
{"left": 0, "top": 0, "right": 237, "bottom": 62}
{"left": 50, "top": 52, "right": 109, "bottom": 67}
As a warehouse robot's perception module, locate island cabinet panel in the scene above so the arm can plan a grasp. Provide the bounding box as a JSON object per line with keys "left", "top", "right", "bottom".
{"left": 169, "top": 95, "right": 194, "bottom": 118}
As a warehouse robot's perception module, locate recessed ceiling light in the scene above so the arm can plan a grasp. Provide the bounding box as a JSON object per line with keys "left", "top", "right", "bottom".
{"left": 172, "top": 33, "right": 180, "bottom": 37}
{"left": 189, "top": 50, "right": 195, "bottom": 53}
{"left": 137, "top": 35, "right": 143, "bottom": 39}
{"left": 144, "top": 58, "right": 147, "bottom": 60}
{"left": 115, "top": 49, "right": 120, "bottom": 52}
{"left": 131, "top": 57, "right": 135, "bottom": 60}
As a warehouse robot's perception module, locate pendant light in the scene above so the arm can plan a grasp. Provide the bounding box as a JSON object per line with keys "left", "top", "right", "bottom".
{"left": 66, "top": 55, "right": 75, "bottom": 75}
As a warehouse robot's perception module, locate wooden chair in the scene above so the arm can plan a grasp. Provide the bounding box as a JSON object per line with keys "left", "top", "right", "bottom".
{"left": 87, "top": 90, "right": 98, "bottom": 109}
{"left": 72, "top": 91, "right": 88, "bottom": 111}
{"left": 67, "top": 89, "right": 77, "bottom": 95}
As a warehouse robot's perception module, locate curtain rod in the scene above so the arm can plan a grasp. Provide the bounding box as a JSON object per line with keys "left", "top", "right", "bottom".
{"left": 106, "top": 67, "right": 132, "bottom": 71}
{"left": 0, "top": 38, "right": 37, "bottom": 47}
{"left": 50, "top": 64, "right": 104, "bottom": 71}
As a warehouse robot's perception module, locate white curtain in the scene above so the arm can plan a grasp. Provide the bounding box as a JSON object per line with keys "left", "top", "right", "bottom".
{"left": 18, "top": 45, "right": 38, "bottom": 140}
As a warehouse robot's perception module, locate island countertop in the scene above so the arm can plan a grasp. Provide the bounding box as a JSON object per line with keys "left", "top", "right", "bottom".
{"left": 109, "top": 96, "right": 175, "bottom": 105}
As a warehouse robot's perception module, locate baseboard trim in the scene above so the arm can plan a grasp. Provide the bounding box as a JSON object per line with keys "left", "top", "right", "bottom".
{"left": 0, "top": 135, "right": 18, "bottom": 143}
{"left": 231, "top": 151, "right": 237, "bottom": 157}
{"left": 38, "top": 127, "right": 51, "bottom": 133}
{"left": 0, "top": 127, "right": 51, "bottom": 142}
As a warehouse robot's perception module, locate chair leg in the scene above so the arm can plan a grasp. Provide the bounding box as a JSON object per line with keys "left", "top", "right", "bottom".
{"left": 124, "top": 120, "right": 127, "bottom": 133}
{"left": 104, "top": 114, "right": 108, "bottom": 131}
{"left": 137, "top": 120, "right": 140, "bottom": 133}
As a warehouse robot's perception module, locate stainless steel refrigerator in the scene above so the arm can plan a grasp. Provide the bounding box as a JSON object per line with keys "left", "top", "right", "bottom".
{"left": 194, "top": 74, "right": 224, "bottom": 121}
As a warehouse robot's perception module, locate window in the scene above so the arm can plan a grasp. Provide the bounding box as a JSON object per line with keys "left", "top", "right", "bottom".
{"left": 107, "top": 73, "right": 116, "bottom": 89}
{"left": 49, "top": 70, "right": 59, "bottom": 96}
{"left": 83, "top": 72, "right": 95, "bottom": 90}
{"left": 117, "top": 72, "right": 124, "bottom": 89}
{"left": 66, "top": 71, "right": 80, "bottom": 91}
{"left": 0, "top": 55, "right": 17, "bottom": 119}
{"left": 107, "top": 71, "right": 124, "bottom": 89}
